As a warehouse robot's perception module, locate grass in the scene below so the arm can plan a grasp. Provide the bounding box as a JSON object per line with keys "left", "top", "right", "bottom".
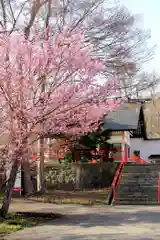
{"left": 28, "top": 189, "right": 109, "bottom": 205}
{"left": 0, "top": 213, "right": 37, "bottom": 238}
{"left": 0, "top": 212, "right": 62, "bottom": 238}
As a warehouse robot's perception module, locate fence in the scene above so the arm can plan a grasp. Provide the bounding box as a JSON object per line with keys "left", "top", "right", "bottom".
{"left": 0, "top": 162, "right": 119, "bottom": 193}
{"left": 31, "top": 162, "right": 119, "bottom": 191}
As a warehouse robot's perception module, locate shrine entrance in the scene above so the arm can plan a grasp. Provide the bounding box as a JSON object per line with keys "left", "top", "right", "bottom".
{"left": 107, "top": 131, "right": 130, "bottom": 163}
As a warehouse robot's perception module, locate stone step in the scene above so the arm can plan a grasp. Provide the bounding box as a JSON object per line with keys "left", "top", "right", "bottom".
{"left": 115, "top": 200, "right": 158, "bottom": 204}
{"left": 113, "top": 164, "right": 160, "bottom": 205}
{"left": 115, "top": 195, "right": 158, "bottom": 199}
{"left": 115, "top": 198, "right": 157, "bottom": 202}
{"left": 114, "top": 201, "right": 160, "bottom": 205}
{"left": 116, "top": 193, "right": 158, "bottom": 197}
{"left": 120, "top": 177, "right": 157, "bottom": 180}
{"left": 121, "top": 173, "right": 158, "bottom": 178}
{"left": 123, "top": 167, "right": 160, "bottom": 172}
{"left": 121, "top": 180, "right": 158, "bottom": 183}
{"left": 114, "top": 196, "right": 158, "bottom": 200}
{"left": 123, "top": 165, "right": 160, "bottom": 168}
{"left": 122, "top": 172, "right": 159, "bottom": 175}
{"left": 124, "top": 163, "right": 160, "bottom": 167}
{"left": 116, "top": 189, "right": 158, "bottom": 194}
{"left": 124, "top": 163, "right": 160, "bottom": 166}
{"left": 118, "top": 184, "right": 158, "bottom": 188}
{"left": 116, "top": 185, "right": 158, "bottom": 189}
{"left": 123, "top": 167, "right": 160, "bottom": 171}
{"left": 120, "top": 176, "right": 158, "bottom": 180}
{"left": 115, "top": 192, "right": 157, "bottom": 197}
{"left": 118, "top": 182, "right": 158, "bottom": 186}
{"left": 116, "top": 193, "right": 157, "bottom": 197}
{"left": 116, "top": 189, "right": 158, "bottom": 195}
{"left": 119, "top": 177, "right": 158, "bottom": 182}
{"left": 114, "top": 198, "right": 157, "bottom": 201}
{"left": 120, "top": 176, "right": 158, "bottom": 183}
{"left": 123, "top": 171, "right": 160, "bottom": 175}
{"left": 122, "top": 176, "right": 158, "bottom": 179}
{"left": 117, "top": 184, "right": 157, "bottom": 188}
{"left": 122, "top": 178, "right": 157, "bottom": 181}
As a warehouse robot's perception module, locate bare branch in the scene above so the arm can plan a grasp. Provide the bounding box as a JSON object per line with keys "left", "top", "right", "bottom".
{"left": 0, "top": 0, "right": 7, "bottom": 29}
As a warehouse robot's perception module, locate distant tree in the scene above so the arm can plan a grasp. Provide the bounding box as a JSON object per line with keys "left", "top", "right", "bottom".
{"left": 0, "top": 0, "right": 154, "bottom": 94}
{"left": 48, "top": 0, "right": 154, "bottom": 96}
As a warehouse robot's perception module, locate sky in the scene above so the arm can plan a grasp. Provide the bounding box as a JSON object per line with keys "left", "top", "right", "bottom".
{"left": 121, "top": 0, "right": 160, "bottom": 73}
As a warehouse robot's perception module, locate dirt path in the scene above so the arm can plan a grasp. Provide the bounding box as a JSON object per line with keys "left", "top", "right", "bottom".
{"left": 5, "top": 201, "right": 160, "bottom": 240}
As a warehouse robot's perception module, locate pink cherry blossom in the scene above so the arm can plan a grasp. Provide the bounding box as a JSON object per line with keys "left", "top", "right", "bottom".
{"left": 0, "top": 28, "right": 121, "bottom": 155}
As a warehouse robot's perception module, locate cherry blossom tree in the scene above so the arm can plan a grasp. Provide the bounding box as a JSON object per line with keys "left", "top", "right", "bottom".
{"left": 0, "top": 28, "right": 120, "bottom": 217}
{"left": 0, "top": 0, "right": 155, "bottom": 195}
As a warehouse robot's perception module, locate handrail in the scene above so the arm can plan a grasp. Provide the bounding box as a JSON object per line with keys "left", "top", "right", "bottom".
{"left": 130, "top": 154, "right": 148, "bottom": 164}
{"left": 112, "top": 162, "right": 124, "bottom": 202}
{"left": 107, "top": 162, "right": 124, "bottom": 205}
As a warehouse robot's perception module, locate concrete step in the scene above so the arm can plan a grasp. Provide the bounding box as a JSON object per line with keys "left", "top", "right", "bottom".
{"left": 116, "top": 190, "right": 158, "bottom": 196}
{"left": 118, "top": 182, "right": 158, "bottom": 186}
{"left": 114, "top": 163, "right": 160, "bottom": 205}
{"left": 123, "top": 167, "right": 160, "bottom": 172}
{"left": 122, "top": 177, "right": 159, "bottom": 181}
{"left": 116, "top": 189, "right": 158, "bottom": 194}
{"left": 115, "top": 195, "right": 158, "bottom": 200}
{"left": 123, "top": 169, "right": 158, "bottom": 172}
{"left": 117, "top": 185, "right": 158, "bottom": 190}
{"left": 123, "top": 165, "right": 160, "bottom": 169}
{"left": 116, "top": 192, "right": 158, "bottom": 197}
{"left": 115, "top": 193, "right": 157, "bottom": 197}
{"left": 114, "top": 201, "right": 160, "bottom": 205}
{"left": 122, "top": 176, "right": 158, "bottom": 179}
{"left": 121, "top": 173, "right": 159, "bottom": 181}
{"left": 123, "top": 163, "right": 160, "bottom": 167}
{"left": 122, "top": 172, "right": 159, "bottom": 176}
{"left": 123, "top": 170, "right": 160, "bottom": 174}
{"left": 119, "top": 177, "right": 158, "bottom": 182}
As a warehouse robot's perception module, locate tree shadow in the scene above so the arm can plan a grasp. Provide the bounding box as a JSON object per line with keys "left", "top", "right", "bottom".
{"left": 55, "top": 209, "right": 160, "bottom": 240}
{"left": 61, "top": 233, "right": 159, "bottom": 240}
{"left": 6, "top": 206, "right": 160, "bottom": 240}
{"left": 50, "top": 208, "right": 160, "bottom": 228}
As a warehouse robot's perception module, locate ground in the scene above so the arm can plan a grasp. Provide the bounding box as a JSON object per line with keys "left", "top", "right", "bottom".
{"left": 28, "top": 189, "right": 108, "bottom": 205}
{"left": 0, "top": 199, "right": 61, "bottom": 238}
{"left": 4, "top": 199, "right": 160, "bottom": 240}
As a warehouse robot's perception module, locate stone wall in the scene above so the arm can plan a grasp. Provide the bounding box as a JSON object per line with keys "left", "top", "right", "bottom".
{"left": 43, "top": 162, "right": 118, "bottom": 191}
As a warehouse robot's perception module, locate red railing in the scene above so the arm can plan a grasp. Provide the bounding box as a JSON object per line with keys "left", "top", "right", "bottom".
{"left": 112, "top": 162, "right": 124, "bottom": 201}
{"left": 130, "top": 154, "right": 148, "bottom": 164}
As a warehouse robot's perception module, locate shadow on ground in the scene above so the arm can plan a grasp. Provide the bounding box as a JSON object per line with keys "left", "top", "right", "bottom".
{"left": 49, "top": 208, "right": 160, "bottom": 228}
{"left": 5, "top": 205, "right": 160, "bottom": 240}
{"left": 30, "top": 207, "right": 160, "bottom": 240}
{"left": 61, "top": 234, "right": 159, "bottom": 240}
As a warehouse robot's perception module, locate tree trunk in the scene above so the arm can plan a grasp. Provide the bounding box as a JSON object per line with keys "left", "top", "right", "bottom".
{"left": 37, "top": 137, "right": 46, "bottom": 193}
{"left": 22, "top": 160, "right": 34, "bottom": 196}
{"left": 0, "top": 159, "right": 19, "bottom": 218}
{"left": 48, "top": 138, "right": 52, "bottom": 161}
{"left": 21, "top": 140, "right": 34, "bottom": 196}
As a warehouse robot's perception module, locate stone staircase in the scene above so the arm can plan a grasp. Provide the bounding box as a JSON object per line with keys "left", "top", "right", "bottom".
{"left": 114, "top": 163, "right": 160, "bottom": 205}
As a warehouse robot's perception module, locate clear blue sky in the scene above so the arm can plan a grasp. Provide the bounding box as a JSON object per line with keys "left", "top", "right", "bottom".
{"left": 122, "top": 0, "right": 160, "bottom": 73}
